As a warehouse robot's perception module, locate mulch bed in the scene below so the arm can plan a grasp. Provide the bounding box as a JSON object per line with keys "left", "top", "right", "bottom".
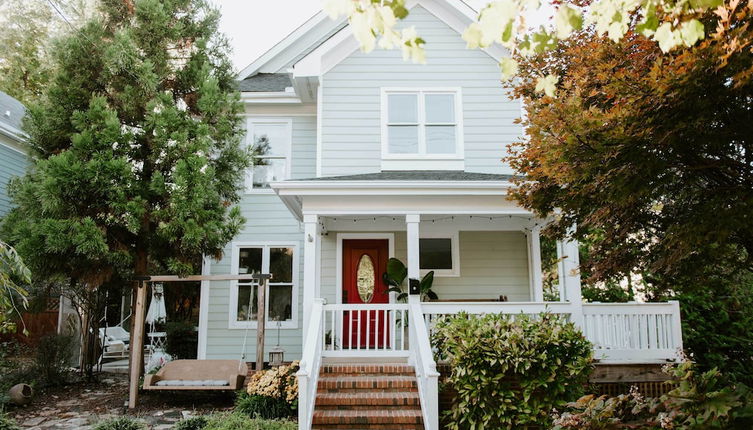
{"left": 8, "top": 373, "right": 236, "bottom": 426}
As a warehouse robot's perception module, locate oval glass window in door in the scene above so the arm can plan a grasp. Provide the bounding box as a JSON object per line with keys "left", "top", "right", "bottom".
{"left": 356, "top": 254, "right": 375, "bottom": 303}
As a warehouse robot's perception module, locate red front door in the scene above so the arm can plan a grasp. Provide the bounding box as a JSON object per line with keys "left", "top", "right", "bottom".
{"left": 342, "top": 239, "right": 389, "bottom": 349}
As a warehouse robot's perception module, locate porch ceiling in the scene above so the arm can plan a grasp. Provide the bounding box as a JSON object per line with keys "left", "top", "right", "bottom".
{"left": 270, "top": 171, "right": 526, "bottom": 221}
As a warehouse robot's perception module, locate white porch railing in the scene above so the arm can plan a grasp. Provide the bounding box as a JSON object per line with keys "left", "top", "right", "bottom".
{"left": 583, "top": 301, "right": 683, "bottom": 363}
{"left": 321, "top": 303, "right": 410, "bottom": 357}
{"left": 296, "top": 298, "right": 325, "bottom": 430}
{"left": 296, "top": 299, "right": 683, "bottom": 430}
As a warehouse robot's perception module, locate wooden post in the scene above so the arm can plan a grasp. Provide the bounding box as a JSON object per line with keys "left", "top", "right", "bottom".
{"left": 128, "top": 280, "right": 148, "bottom": 409}
{"left": 255, "top": 276, "right": 268, "bottom": 371}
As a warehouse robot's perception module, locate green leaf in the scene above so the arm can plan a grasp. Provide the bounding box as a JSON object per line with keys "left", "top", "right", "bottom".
{"left": 554, "top": 5, "right": 583, "bottom": 39}
{"left": 680, "top": 19, "right": 705, "bottom": 47}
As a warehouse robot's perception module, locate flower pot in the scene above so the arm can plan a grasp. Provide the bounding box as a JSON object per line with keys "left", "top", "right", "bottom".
{"left": 9, "top": 383, "right": 33, "bottom": 406}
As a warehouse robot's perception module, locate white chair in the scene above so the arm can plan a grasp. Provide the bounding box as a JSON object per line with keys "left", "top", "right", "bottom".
{"left": 99, "top": 326, "right": 131, "bottom": 360}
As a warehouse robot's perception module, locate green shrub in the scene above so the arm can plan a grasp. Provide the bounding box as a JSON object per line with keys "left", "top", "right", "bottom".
{"left": 203, "top": 412, "right": 296, "bottom": 430}
{"left": 165, "top": 322, "right": 198, "bottom": 359}
{"left": 235, "top": 393, "right": 294, "bottom": 420}
{"left": 34, "top": 333, "right": 73, "bottom": 386}
{"left": 92, "top": 417, "right": 145, "bottom": 430}
{"left": 173, "top": 416, "right": 209, "bottom": 430}
{"left": 0, "top": 414, "right": 20, "bottom": 430}
{"left": 553, "top": 362, "right": 753, "bottom": 429}
{"left": 432, "top": 312, "right": 593, "bottom": 429}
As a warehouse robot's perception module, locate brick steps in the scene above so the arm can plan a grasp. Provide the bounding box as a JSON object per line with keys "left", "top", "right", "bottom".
{"left": 312, "top": 363, "right": 424, "bottom": 429}
{"left": 312, "top": 409, "right": 424, "bottom": 429}
{"left": 317, "top": 375, "right": 418, "bottom": 391}
{"left": 316, "top": 391, "right": 421, "bottom": 409}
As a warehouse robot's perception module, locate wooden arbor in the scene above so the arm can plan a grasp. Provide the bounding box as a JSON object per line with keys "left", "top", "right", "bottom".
{"left": 128, "top": 274, "right": 271, "bottom": 409}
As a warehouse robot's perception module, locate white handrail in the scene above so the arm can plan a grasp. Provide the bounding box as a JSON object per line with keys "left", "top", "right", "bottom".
{"left": 297, "top": 298, "right": 325, "bottom": 430}
{"left": 421, "top": 301, "right": 575, "bottom": 315}
{"left": 409, "top": 301, "right": 440, "bottom": 430}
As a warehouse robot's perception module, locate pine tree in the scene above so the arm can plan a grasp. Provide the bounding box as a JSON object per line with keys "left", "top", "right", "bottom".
{"left": 1, "top": 0, "right": 249, "bottom": 366}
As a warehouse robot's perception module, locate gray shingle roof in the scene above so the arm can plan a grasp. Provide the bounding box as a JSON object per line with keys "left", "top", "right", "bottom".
{"left": 0, "top": 91, "right": 26, "bottom": 133}
{"left": 297, "top": 171, "right": 518, "bottom": 181}
{"left": 237, "top": 73, "right": 292, "bottom": 92}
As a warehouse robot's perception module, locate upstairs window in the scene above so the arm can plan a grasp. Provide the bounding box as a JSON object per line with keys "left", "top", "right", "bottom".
{"left": 246, "top": 119, "right": 291, "bottom": 190}
{"left": 382, "top": 89, "right": 462, "bottom": 158}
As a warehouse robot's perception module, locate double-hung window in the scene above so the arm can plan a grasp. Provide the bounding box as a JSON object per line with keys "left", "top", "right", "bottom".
{"left": 246, "top": 119, "right": 291, "bottom": 191}
{"left": 231, "top": 244, "right": 297, "bottom": 328}
{"left": 382, "top": 88, "right": 463, "bottom": 158}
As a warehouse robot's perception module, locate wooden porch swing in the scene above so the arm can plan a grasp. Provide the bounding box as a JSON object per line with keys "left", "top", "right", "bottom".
{"left": 128, "top": 273, "right": 272, "bottom": 408}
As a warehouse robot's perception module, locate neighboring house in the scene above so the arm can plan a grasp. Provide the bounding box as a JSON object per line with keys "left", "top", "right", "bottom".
{"left": 198, "top": 2, "right": 683, "bottom": 428}
{"left": 0, "top": 91, "right": 29, "bottom": 217}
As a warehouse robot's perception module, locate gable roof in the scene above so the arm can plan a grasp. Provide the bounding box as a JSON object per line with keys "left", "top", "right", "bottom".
{"left": 237, "top": 73, "right": 293, "bottom": 92}
{"left": 297, "top": 171, "right": 517, "bottom": 182}
{"left": 236, "top": 0, "right": 491, "bottom": 85}
{"left": 0, "top": 91, "right": 26, "bottom": 142}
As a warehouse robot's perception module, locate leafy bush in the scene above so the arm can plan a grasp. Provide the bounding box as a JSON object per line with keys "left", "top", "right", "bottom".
{"left": 674, "top": 279, "right": 753, "bottom": 387}
{"left": 165, "top": 322, "right": 198, "bottom": 359}
{"left": 92, "top": 417, "right": 145, "bottom": 430}
{"left": 34, "top": 333, "right": 73, "bottom": 386}
{"left": 553, "top": 362, "right": 753, "bottom": 429}
{"left": 239, "top": 360, "right": 299, "bottom": 418}
{"left": 0, "top": 414, "right": 20, "bottom": 430}
{"left": 432, "top": 312, "right": 593, "bottom": 429}
{"left": 235, "top": 394, "right": 293, "bottom": 420}
{"left": 173, "top": 416, "right": 209, "bottom": 430}
{"left": 203, "top": 413, "right": 296, "bottom": 430}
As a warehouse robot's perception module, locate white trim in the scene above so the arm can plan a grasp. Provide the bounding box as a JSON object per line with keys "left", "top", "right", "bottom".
{"left": 197, "top": 256, "right": 211, "bottom": 359}
{"left": 245, "top": 117, "right": 293, "bottom": 193}
{"left": 419, "top": 230, "right": 460, "bottom": 277}
{"left": 227, "top": 241, "right": 300, "bottom": 330}
{"left": 380, "top": 87, "right": 465, "bottom": 165}
{"left": 288, "top": 0, "right": 505, "bottom": 81}
{"left": 237, "top": 11, "right": 346, "bottom": 79}
{"left": 316, "top": 78, "right": 323, "bottom": 177}
{"left": 335, "top": 233, "right": 396, "bottom": 306}
{"left": 240, "top": 92, "right": 303, "bottom": 104}
{"left": 0, "top": 136, "right": 28, "bottom": 155}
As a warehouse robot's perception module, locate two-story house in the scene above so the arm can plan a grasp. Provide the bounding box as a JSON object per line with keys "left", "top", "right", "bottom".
{"left": 195, "top": 2, "right": 683, "bottom": 428}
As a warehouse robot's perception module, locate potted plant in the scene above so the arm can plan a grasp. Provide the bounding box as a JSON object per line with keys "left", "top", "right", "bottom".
{"left": 382, "top": 258, "right": 438, "bottom": 302}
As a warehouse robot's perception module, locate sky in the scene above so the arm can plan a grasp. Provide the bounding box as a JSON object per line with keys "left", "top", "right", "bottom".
{"left": 214, "top": 0, "right": 507, "bottom": 74}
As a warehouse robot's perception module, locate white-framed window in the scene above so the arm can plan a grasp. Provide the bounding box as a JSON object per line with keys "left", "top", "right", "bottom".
{"left": 229, "top": 243, "right": 298, "bottom": 329}
{"left": 419, "top": 231, "right": 460, "bottom": 277}
{"left": 381, "top": 88, "right": 463, "bottom": 159}
{"left": 245, "top": 118, "right": 292, "bottom": 192}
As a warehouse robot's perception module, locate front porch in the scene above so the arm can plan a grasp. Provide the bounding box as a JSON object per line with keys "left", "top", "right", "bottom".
{"left": 271, "top": 172, "right": 683, "bottom": 430}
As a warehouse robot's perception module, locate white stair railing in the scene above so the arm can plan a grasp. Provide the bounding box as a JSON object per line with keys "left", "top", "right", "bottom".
{"left": 321, "top": 303, "right": 410, "bottom": 357}
{"left": 409, "top": 301, "right": 440, "bottom": 430}
{"left": 296, "top": 298, "right": 325, "bottom": 430}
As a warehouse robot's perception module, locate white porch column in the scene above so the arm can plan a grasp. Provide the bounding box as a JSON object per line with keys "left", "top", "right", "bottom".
{"left": 405, "top": 214, "right": 421, "bottom": 305}
{"left": 557, "top": 232, "right": 583, "bottom": 326}
{"left": 302, "top": 214, "right": 320, "bottom": 347}
{"left": 527, "top": 225, "right": 544, "bottom": 302}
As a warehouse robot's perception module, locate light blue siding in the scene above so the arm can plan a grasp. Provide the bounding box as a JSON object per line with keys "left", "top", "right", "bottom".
{"left": 319, "top": 231, "right": 531, "bottom": 305}
{"left": 204, "top": 116, "right": 316, "bottom": 360}
{"left": 0, "top": 138, "right": 29, "bottom": 217}
{"left": 321, "top": 6, "right": 522, "bottom": 177}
